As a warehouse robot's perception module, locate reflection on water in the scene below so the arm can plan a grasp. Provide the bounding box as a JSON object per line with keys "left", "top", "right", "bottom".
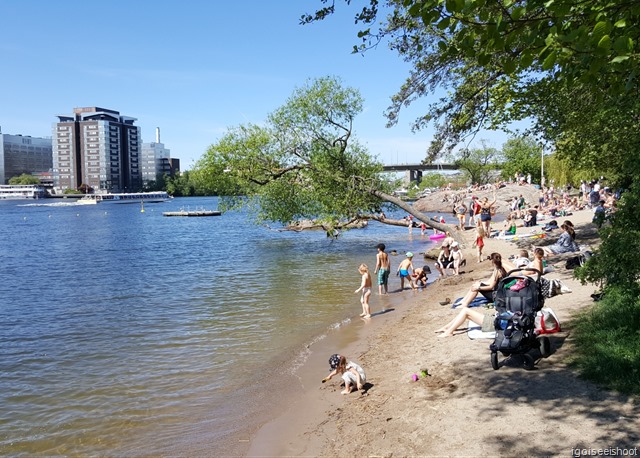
{"left": 0, "top": 197, "right": 439, "bottom": 455}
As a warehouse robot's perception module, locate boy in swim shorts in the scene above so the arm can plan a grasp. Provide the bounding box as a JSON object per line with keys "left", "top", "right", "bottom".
{"left": 397, "top": 252, "right": 417, "bottom": 291}
{"left": 374, "top": 243, "right": 391, "bottom": 295}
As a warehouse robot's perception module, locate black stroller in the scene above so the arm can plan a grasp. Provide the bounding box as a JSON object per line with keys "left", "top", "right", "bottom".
{"left": 489, "top": 268, "right": 551, "bottom": 370}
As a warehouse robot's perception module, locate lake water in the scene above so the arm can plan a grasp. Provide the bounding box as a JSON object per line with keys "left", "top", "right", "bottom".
{"left": 0, "top": 196, "right": 443, "bottom": 456}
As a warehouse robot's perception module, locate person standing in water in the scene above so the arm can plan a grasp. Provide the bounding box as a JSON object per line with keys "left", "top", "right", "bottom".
{"left": 355, "top": 263, "right": 373, "bottom": 318}
{"left": 374, "top": 243, "right": 391, "bottom": 295}
{"left": 397, "top": 252, "right": 417, "bottom": 291}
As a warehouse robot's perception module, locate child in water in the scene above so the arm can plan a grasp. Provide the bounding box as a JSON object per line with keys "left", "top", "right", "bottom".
{"left": 355, "top": 263, "right": 372, "bottom": 318}
{"left": 374, "top": 243, "right": 390, "bottom": 295}
{"left": 397, "top": 252, "right": 417, "bottom": 291}
{"left": 321, "top": 354, "right": 366, "bottom": 394}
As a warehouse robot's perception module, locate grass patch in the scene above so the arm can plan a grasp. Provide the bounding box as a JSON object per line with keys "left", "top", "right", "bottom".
{"left": 569, "top": 285, "right": 640, "bottom": 396}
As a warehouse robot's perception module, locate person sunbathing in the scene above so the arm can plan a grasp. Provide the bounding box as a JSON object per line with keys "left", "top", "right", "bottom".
{"left": 452, "top": 252, "right": 507, "bottom": 308}
{"left": 434, "top": 305, "right": 491, "bottom": 338}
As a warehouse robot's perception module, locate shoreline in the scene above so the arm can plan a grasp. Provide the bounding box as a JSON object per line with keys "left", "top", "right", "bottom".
{"left": 246, "top": 207, "right": 640, "bottom": 456}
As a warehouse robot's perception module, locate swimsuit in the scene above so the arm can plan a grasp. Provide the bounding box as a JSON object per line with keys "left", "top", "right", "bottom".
{"left": 377, "top": 268, "right": 390, "bottom": 285}
{"left": 399, "top": 269, "right": 410, "bottom": 277}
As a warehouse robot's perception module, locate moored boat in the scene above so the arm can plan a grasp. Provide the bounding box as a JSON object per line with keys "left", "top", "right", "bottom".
{"left": 0, "top": 184, "right": 47, "bottom": 200}
{"left": 79, "top": 191, "right": 172, "bottom": 204}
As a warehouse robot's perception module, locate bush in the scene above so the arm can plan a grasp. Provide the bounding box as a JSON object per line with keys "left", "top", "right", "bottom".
{"left": 569, "top": 285, "right": 640, "bottom": 395}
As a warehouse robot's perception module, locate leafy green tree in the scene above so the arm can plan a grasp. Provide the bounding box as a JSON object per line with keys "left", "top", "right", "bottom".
{"left": 454, "top": 141, "right": 499, "bottom": 185}
{"left": 8, "top": 174, "right": 40, "bottom": 185}
{"left": 303, "top": 1, "right": 640, "bottom": 181}
{"left": 499, "top": 136, "right": 542, "bottom": 183}
{"left": 193, "top": 76, "right": 450, "bottom": 233}
{"left": 166, "top": 171, "right": 195, "bottom": 197}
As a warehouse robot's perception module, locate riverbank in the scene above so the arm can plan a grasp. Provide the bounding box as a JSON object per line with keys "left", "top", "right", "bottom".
{"left": 247, "top": 207, "right": 640, "bottom": 456}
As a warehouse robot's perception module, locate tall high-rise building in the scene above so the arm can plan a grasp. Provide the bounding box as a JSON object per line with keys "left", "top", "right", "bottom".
{"left": 52, "top": 107, "right": 141, "bottom": 193}
{"left": 140, "top": 127, "right": 178, "bottom": 186}
{"left": 0, "top": 126, "right": 53, "bottom": 184}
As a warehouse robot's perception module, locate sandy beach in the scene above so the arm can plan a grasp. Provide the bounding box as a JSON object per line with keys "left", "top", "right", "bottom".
{"left": 247, "top": 192, "right": 640, "bottom": 457}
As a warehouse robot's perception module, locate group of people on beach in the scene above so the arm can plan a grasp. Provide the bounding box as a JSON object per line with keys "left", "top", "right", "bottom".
{"left": 323, "top": 177, "right": 597, "bottom": 394}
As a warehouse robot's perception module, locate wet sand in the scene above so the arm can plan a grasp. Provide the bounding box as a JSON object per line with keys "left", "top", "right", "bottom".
{"left": 247, "top": 207, "right": 640, "bottom": 456}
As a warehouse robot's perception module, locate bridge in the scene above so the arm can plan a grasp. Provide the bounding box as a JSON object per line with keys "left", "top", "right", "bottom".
{"left": 382, "top": 163, "right": 457, "bottom": 183}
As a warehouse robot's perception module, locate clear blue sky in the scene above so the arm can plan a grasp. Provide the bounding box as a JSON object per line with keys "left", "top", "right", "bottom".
{"left": 0, "top": 1, "right": 512, "bottom": 169}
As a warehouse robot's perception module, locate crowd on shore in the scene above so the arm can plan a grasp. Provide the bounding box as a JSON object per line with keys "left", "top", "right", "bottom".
{"left": 322, "top": 179, "right": 599, "bottom": 395}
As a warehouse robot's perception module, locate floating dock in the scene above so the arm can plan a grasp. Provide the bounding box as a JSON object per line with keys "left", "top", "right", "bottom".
{"left": 162, "top": 210, "right": 221, "bottom": 217}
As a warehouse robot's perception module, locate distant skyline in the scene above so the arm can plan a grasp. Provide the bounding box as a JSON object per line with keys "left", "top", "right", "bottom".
{"left": 0, "top": 1, "right": 516, "bottom": 169}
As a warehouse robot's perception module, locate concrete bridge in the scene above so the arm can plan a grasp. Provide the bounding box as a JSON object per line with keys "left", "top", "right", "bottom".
{"left": 382, "top": 163, "right": 457, "bottom": 183}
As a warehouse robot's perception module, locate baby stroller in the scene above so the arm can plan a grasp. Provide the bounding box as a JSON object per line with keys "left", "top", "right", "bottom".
{"left": 489, "top": 268, "right": 551, "bottom": 370}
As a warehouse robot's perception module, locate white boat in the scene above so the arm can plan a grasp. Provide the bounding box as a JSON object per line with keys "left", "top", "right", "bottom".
{"left": 0, "top": 184, "right": 47, "bottom": 200}
{"left": 79, "top": 191, "right": 172, "bottom": 204}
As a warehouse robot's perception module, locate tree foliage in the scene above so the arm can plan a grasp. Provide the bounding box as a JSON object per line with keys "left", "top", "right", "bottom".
{"left": 454, "top": 140, "right": 499, "bottom": 185}
{"left": 192, "top": 76, "right": 450, "bottom": 233}
{"left": 304, "top": 0, "right": 640, "bottom": 283}
{"left": 8, "top": 173, "right": 41, "bottom": 185}
{"left": 499, "top": 136, "right": 542, "bottom": 183}
{"left": 303, "top": 1, "right": 640, "bottom": 183}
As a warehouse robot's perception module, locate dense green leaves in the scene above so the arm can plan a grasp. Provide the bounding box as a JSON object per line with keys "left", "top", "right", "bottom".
{"left": 192, "top": 77, "right": 392, "bottom": 227}
{"left": 8, "top": 173, "right": 41, "bottom": 185}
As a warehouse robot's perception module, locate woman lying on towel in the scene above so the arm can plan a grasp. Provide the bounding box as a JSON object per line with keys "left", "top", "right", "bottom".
{"left": 434, "top": 304, "right": 494, "bottom": 337}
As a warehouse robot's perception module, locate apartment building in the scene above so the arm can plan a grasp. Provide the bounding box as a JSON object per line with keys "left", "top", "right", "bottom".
{"left": 0, "top": 126, "right": 53, "bottom": 184}
{"left": 52, "top": 107, "right": 141, "bottom": 193}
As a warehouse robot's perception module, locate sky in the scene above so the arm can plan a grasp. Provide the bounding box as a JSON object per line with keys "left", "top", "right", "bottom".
{"left": 0, "top": 1, "right": 514, "bottom": 170}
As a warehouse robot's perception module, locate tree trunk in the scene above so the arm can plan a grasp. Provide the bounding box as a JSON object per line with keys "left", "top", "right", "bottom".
{"left": 370, "top": 189, "right": 464, "bottom": 244}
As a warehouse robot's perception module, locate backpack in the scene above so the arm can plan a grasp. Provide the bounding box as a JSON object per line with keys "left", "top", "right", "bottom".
{"left": 565, "top": 255, "right": 584, "bottom": 269}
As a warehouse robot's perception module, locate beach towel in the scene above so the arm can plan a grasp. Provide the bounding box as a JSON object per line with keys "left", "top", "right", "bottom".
{"left": 467, "top": 320, "right": 496, "bottom": 339}
{"left": 452, "top": 296, "right": 489, "bottom": 308}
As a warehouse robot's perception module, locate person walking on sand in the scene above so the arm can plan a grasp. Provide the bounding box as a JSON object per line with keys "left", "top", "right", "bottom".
{"left": 472, "top": 225, "right": 486, "bottom": 263}
{"left": 450, "top": 242, "right": 464, "bottom": 275}
{"left": 355, "top": 264, "right": 372, "bottom": 318}
{"left": 455, "top": 201, "right": 467, "bottom": 230}
{"left": 374, "top": 243, "right": 391, "bottom": 295}
{"left": 321, "top": 354, "right": 366, "bottom": 395}
{"left": 397, "top": 252, "right": 417, "bottom": 291}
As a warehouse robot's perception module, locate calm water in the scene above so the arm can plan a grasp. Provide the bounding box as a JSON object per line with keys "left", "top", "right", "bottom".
{"left": 0, "top": 197, "right": 440, "bottom": 456}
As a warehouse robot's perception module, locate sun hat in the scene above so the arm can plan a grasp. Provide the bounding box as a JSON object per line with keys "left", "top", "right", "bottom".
{"left": 406, "top": 252, "right": 414, "bottom": 257}
{"left": 451, "top": 242, "right": 459, "bottom": 248}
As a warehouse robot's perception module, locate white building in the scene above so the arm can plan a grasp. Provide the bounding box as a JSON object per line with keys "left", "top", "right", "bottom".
{"left": 140, "top": 127, "right": 174, "bottom": 186}
{"left": 0, "top": 126, "right": 53, "bottom": 184}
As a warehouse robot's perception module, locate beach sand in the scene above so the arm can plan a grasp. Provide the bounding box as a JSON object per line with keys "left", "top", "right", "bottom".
{"left": 247, "top": 204, "right": 640, "bottom": 456}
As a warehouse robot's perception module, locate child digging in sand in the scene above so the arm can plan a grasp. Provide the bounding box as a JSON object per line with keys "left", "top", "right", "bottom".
{"left": 397, "top": 252, "right": 417, "bottom": 291}
{"left": 321, "top": 354, "right": 366, "bottom": 394}
{"left": 355, "top": 263, "right": 372, "bottom": 318}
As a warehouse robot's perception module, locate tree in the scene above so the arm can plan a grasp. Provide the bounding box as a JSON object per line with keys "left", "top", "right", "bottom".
{"left": 302, "top": 1, "right": 640, "bottom": 181}
{"left": 499, "top": 136, "right": 542, "bottom": 183}
{"left": 8, "top": 174, "right": 40, "bottom": 185}
{"left": 454, "top": 141, "right": 499, "bottom": 185}
{"left": 193, "top": 76, "right": 450, "bottom": 234}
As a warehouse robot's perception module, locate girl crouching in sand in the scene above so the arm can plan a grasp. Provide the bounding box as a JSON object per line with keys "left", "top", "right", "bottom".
{"left": 355, "top": 263, "right": 372, "bottom": 318}
{"left": 321, "top": 354, "right": 366, "bottom": 394}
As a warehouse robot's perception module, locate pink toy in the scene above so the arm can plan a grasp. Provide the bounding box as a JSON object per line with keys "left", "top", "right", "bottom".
{"left": 411, "top": 374, "right": 419, "bottom": 382}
